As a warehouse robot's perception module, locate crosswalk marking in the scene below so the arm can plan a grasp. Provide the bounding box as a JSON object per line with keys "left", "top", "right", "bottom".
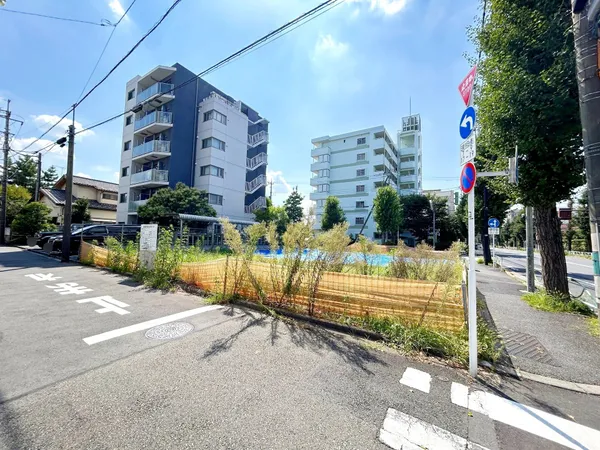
{"left": 379, "top": 408, "right": 489, "bottom": 450}
{"left": 451, "top": 382, "right": 600, "bottom": 450}
{"left": 399, "top": 367, "right": 431, "bottom": 393}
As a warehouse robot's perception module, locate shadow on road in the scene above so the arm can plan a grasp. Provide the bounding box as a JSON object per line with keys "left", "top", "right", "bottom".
{"left": 0, "top": 390, "right": 32, "bottom": 450}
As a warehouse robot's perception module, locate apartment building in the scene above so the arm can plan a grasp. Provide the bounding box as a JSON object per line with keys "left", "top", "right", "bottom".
{"left": 397, "top": 114, "right": 422, "bottom": 196}
{"left": 116, "top": 64, "right": 268, "bottom": 224}
{"left": 310, "top": 126, "right": 398, "bottom": 240}
{"left": 423, "top": 189, "right": 457, "bottom": 214}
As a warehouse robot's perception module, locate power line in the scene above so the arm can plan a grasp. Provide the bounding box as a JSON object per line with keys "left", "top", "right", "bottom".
{"left": 76, "top": 0, "right": 138, "bottom": 101}
{"left": 18, "top": 109, "right": 71, "bottom": 154}
{"left": 76, "top": 0, "right": 344, "bottom": 136}
{"left": 0, "top": 8, "right": 114, "bottom": 27}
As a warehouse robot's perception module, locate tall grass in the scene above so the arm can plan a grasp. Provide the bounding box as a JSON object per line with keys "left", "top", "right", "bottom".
{"left": 522, "top": 290, "right": 593, "bottom": 315}
{"left": 388, "top": 242, "right": 462, "bottom": 284}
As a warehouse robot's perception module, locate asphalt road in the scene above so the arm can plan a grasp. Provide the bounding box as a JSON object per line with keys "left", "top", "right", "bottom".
{"left": 1, "top": 246, "right": 599, "bottom": 449}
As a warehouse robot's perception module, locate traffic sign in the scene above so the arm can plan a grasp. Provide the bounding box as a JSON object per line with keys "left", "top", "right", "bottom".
{"left": 488, "top": 227, "right": 500, "bottom": 236}
{"left": 460, "top": 134, "right": 476, "bottom": 165}
{"left": 458, "top": 66, "right": 477, "bottom": 106}
{"left": 460, "top": 162, "right": 477, "bottom": 194}
{"left": 459, "top": 107, "right": 476, "bottom": 139}
{"left": 488, "top": 218, "right": 500, "bottom": 228}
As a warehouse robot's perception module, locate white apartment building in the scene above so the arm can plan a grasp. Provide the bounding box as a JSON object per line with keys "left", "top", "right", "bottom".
{"left": 397, "top": 114, "right": 423, "bottom": 196}
{"left": 310, "top": 126, "right": 398, "bottom": 240}
{"left": 116, "top": 64, "right": 268, "bottom": 224}
{"left": 423, "top": 189, "right": 457, "bottom": 214}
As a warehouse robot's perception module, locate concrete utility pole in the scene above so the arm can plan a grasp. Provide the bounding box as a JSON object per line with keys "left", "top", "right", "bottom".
{"left": 61, "top": 116, "right": 75, "bottom": 262}
{"left": 0, "top": 99, "right": 11, "bottom": 245}
{"left": 35, "top": 153, "right": 42, "bottom": 201}
{"left": 526, "top": 206, "right": 535, "bottom": 292}
{"left": 572, "top": 1, "right": 600, "bottom": 315}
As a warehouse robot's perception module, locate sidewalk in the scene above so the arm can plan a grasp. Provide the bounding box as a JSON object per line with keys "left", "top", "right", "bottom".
{"left": 476, "top": 264, "right": 600, "bottom": 385}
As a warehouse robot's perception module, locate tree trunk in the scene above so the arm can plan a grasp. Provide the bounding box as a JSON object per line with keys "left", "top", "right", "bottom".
{"left": 534, "top": 205, "right": 569, "bottom": 297}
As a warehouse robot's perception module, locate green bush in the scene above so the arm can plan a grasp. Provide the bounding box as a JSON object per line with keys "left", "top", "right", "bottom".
{"left": 522, "top": 290, "right": 593, "bottom": 316}
{"left": 145, "top": 227, "right": 183, "bottom": 290}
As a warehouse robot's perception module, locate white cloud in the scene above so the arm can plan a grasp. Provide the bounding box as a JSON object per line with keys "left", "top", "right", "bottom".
{"left": 346, "top": 0, "right": 409, "bottom": 15}
{"left": 312, "top": 34, "right": 349, "bottom": 61}
{"left": 108, "top": 0, "right": 127, "bottom": 20}
{"left": 267, "top": 169, "right": 293, "bottom": 195}
{"left": 92, "top": 165, "right": 114, "bottom": 172}
{"left": 31, "top": 114, "right": 94, "bottom": 140}
{"left": 350, "top": 8, "right": 360, "bottom": 20}
{"left": 311, "top": 35, "right": 362, "bottom": 95}
{"left": 113, "top": 171, "right": 120, "bottom": 183}
{"left": 76, "top": 172, "right": 91, "bottom": 178}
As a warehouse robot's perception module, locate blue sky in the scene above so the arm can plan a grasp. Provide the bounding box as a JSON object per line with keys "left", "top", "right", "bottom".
{"left": 1, "top": 0, "right": 480, "bottom": 208}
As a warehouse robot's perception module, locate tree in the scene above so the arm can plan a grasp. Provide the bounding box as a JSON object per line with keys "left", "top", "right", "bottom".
{"left": 321, "top": 196, "right": 345, "bottom": 231}
{"left": 8, "top": 155, "right": 37, "bottom": 194}
{"left": 373, "top": 186, "right": 402, "bottom": 244}
{"left": 11, "top": 202, "right": 53, "bottom": 237}
{"left": 571, "top": 190, "right": 591, "bottom": 251}
{"left": 283, "top": 190, "right": 304, "bottom": 223}
{"left": 400, "top": 194, "right": 431, "bottom": 242}
{"left": 254, "top": 197, "right": 275, "bottom": 223}
{"left": 272, "top": 206, "right": 290, "bottom": 237}
{"left": 72, "top": 198, "right": 91, "bottom": 224}
{"left": 471, "top": 0, "right": 582, "bottom": 296}
{"left": 41, "top": 166, "right": 59, "bottom": 188}
{"left": 0, "top": 185, "right": 31, "bottom": 224}
{"left": 137, "top": 182, "right": 216, "bottom": 226}
{"left": 429, "top": 196, "right": 460, "bottom": 250}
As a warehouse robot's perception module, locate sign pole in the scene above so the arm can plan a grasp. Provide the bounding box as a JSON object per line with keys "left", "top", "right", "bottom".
{"left": 492, "top": 233, "right": 496, "bottom": 268}
{"left": 468, "top": 189, "right": 477, "bottom": 377}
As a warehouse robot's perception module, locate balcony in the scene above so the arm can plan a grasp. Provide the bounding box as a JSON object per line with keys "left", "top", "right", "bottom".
{"left": 248, "top": 130, "right": 269, "bottom": 147}
{"left": 246, "top": 174, "right": 267, "bottom": 194}
{"left": 132, "top": 140, "right": 171, "bottom": 163}
{"left": 245, "top": 196, "right": 266, "bottom": 214}
{"left": 136, "top": 82, "right": 174, "bottom": 107}
{"left": 128, "top": 199, "right": 148, "bottom": 213}
{"left": 310, "top": 160, "right": 330, "bottom": 172}
{"left": 310, "top": 146, "right": 330, "bottom": 158}
{"left": 130, "top": 169, "right": 169, "bottom": 187}
{"left": 399, "top": 174, "right": 417, "bottom": 183}
{"left": 246, "top": 152, "right": 268, "bottom": 171}
{"left": 134, "top": 111, "right": 173, "bottom": 135}
{"left": 309, "top": 191, "right": 330, "bottom": 201}
{"left": 400, "top": 147, "right": 417, "bottom": 157}
{"left": 207, "top": 91, "right": 241, "bottom": 110}
{"left": 400, "top": 159, "right": 416, "bottom": 170}
{"left": 310, "top": 175, "right": 329, "bottom": 187}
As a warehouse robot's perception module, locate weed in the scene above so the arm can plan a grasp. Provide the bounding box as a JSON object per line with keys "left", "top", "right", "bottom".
{"left": 522, "top": 291, "right": 593, "bottom": 316}
{"left": 588, "top": 317, "right": 599, "bottom": 337}
{"left": 388, "top": 242, "right": 461, "bottom": 283}
{"left": 476, "top": 257, "right": 484, "bottom": 264}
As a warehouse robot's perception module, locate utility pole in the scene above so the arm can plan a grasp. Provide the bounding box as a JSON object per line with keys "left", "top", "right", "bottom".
{"left": 0, "top": 99, "right": 11, "bottom": 245}
{"left": 61, "top": 111, "right": 75, "bottom": 262}
{"left": 35, "top": 153, "right": 42, "bottom": 201}
{"left": 526, "top": 206, "right": 535, "bottom": 292}
{"left": 268, "top": 180, "right": 273, "bottom": 201}
{"left": 573, "top": 1, "right": 600, "bottom": 316}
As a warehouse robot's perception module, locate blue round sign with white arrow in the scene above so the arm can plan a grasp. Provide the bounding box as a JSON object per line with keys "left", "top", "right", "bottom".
{"left": 459, "top": 106, "right": 476, "bottom": 140}
{"left": 488, "top": 218, "right": 500, "bottom": 228}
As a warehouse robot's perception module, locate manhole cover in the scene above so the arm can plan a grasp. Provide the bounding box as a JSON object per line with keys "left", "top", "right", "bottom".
{"left": 145, "top": 322, "right": 194, "bottom": 340}
{"left": 498, "top": 328, "right": 557, "bottom": 365}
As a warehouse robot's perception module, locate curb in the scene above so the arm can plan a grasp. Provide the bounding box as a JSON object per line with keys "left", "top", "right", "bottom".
{"left": 515, "top": 370, "right": 600, "bottom": 396}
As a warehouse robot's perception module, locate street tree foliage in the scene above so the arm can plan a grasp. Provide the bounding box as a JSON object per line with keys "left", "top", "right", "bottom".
{"left": 429, "top": 195, "right": 461, "bottom": 250}
{"left": 41, "top": 166, "right": 59, "bottom": 188}
{"left": 400, "top": 195, "right": 431, "bottom": 243}
{"left": 471, "top": 0, "right": 582, "bottom": 295}
{"left": 8, "top": 155, "right": 37, "bottom": 194}
{"left": 321, "top": 196, "right": 345, "bottom": 231}
{"left": 373, "top": 186, "right": 402, "bottom": 243}
{"left": 254, "top": 197, "right": 275, "bottom": 223}
{"left": 11, "top": 202, "right": 54, "bottom": 237}
{"left": 0, "top": 185, "right": 31, "bottom": 224}
{"left": 137, "top": 183, "right": 216, "bottom": 226}
{"left": 500, "top": 211, "right": 526, "bottom": 248}
{"left": 72, "top": 199, "right": 91, "bottom": 224}
{"left": 254, "top": 197, "right": 290, "bottom": 238}
{"left": 284, "top": 190, "right": 304, "bottom": 223}
{"left": 570, "top": 190, "right": 591, "bottom": 251}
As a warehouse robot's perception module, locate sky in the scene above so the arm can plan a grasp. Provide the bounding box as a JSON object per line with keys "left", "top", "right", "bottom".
{"left": 0, "top": 0, "right": 481, "bottom": 210}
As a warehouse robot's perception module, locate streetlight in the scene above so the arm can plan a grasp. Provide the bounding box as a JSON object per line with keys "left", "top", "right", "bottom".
{"left": 429, "top": 199, "right": 436, "bottom": 250}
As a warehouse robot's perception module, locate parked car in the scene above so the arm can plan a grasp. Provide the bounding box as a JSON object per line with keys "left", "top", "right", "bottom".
{"left": 36, "top": 224, "right": 83, "bottom": 248}
{"left": 48, "top": 224, "right": 140, "bottom": 255}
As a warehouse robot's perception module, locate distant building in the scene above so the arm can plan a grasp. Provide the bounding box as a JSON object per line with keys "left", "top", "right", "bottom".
{"left": 310, "top": 126, "right": 398, "bottom": 240}
{"left": 39, "top": 175, "right": 118, "bottom": 224}
{"left": 397, "top": 114, "right": 422, "bottom": 196}
{"left": 423, "top": 189, "right": 456, "bottom": 214}
{"left": 116, "top": 64, "right": 268, "bottom": 224}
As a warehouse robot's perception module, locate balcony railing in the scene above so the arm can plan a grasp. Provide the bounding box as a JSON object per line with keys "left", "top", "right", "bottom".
{"left": 245, "top": 174, "right": 267, "bottom": 193}
{"left": 245, "top": 196, "right": 267, "bottom": 214}
{"left": 248, "top": 130, "right": 269, "bottom": 147}
{"left": 132, "top": 140, "right": 171, "bottom": 159}
{"left": 134, "top": 111, "right": 172, "bottom": 131}
{"left": 137, "top": 82, "right": 174, "bottom": 104}
{"left": 207, "top": 91, "right": 240, "bottom": 110}
{"left": 128, "top": 199, "right": 148, "bottom": 212}
{"left": 246, "top": 152, "right": 268, "bottom": 170}
{"left": 130, "top": 169, "right": 169, "bottom": 185}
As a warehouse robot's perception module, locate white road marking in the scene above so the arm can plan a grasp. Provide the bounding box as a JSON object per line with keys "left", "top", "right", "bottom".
{"left": 77, "top": 296, "right": 131, "bottom": 315}
{"left": 82, "top": 305, "right": 224, "bottom": 345}
{"left": 451, "top": 382, "right": 600, "bottom": 450}
{"left": 25, "top": 273, "right": 62, "bottom": 281}
{"left": 379, "top": 408, "right": 489, "bottom": 450}
{"left": 399, "top": 367, "right": 431, "bottom": 393}
{"left": 46, "top": 282, "right": 93, "bottom": 295}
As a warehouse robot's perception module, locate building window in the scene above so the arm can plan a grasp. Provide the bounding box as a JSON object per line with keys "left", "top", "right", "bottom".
{"left": 200, "top": 165, "right": 225, "bottom": 178}
{"left": 125, "top": 115, "right": 132, "bottom": 126}
{"left": 357, "top": 137, "right": 366, "bottom": 145}
{"left": 356, "top": 185, "right": 365, "bottom": 192}
{"left": 202, "top": 137, "right": 226, "bottom": 150}
{"left": 123, "top": 141, "right": 131, "bottom": 151}
{"left": 318, "top": 169, "right": 330, "bottom": 178}
{"left": 356, "top": 201, "right": 365, "bottom": 208}
{"left": 318, "top": 154, "right": 330, "bottom": 163}
{"left": 121, "top": 166, "right": 129, "bottom": 177}
{"left": 127, "top": 89, "right": 135, "bottom": 101}
{"left": 119, "top": 193, "right": 127, "bottom": 204}
{"left": 203, "top": 110, "right": 227, "bottom": 125}
{"left": 400, "top": 169, "right": 415, "bottom": 176}
{"left": 400, "top": 155, "right": 415, "bottom": 163}
{"left": 357, "top": 153, "right": 366, "bottom": 161}
{"left": 208, "top": 193, "right": 223, "bottom": 205}
{"left": 318, "top": 184, "right": 329, "bottom": 193}
{"left": 356, "top": 169, "right": 365, "bottom": 177}
{"left": 355, "top": 217, "right": 365, "bottom": 225}
{"left": 102, "top": 192, "right": 118, "bottom": 201}
{"left": 317, "top": 199, "right": 325, "bottom": 208}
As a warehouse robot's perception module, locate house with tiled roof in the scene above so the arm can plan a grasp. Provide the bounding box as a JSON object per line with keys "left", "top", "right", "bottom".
{"left": 39, "top": 175, "right": 118, "bottom": 224}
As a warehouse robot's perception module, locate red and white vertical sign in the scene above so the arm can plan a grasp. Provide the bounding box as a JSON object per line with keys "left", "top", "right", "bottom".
{"left": 458, "top": 66, "right": 477, "bottom": 106}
